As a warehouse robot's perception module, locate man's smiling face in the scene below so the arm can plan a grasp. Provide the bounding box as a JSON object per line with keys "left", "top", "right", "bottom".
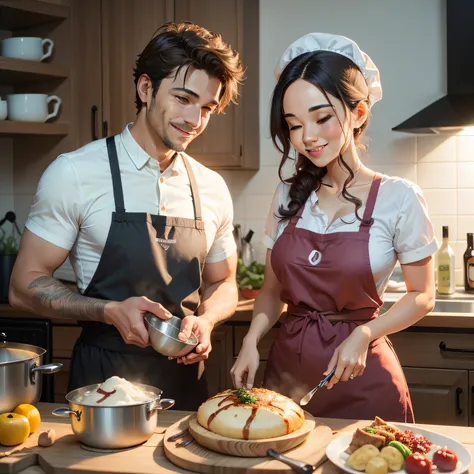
{"left": 145, "top": 66, "right": 222, "bottom": 152}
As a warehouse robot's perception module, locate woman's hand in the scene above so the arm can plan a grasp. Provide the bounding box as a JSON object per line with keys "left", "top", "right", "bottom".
{"left": 324, "top": 325, "right": 371, "bottom": 389}
{"left": 230, "top": 340, "right": 260, "bottom": 389}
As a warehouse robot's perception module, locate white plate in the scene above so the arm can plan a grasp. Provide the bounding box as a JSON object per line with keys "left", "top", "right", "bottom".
{"left": 326, "top": 423, "right": 472, "bottom": 474}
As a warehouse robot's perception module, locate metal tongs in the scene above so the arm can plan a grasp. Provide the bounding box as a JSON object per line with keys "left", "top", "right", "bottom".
{"left": 299, "top": 367, "right": 336, "bottom": 406}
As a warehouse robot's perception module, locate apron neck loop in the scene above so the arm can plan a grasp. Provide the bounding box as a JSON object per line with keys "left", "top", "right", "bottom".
{"left": 106, "top": 136, "right": 127, "bottom": 222}
{"left": 181, "top": 155, "right": 203, "bottom": 229}
{"left": 286, "top": 203, "right": 305, "bottom": 232}
{"left": 359, "top": 173, "right": 382, "bottom": 234}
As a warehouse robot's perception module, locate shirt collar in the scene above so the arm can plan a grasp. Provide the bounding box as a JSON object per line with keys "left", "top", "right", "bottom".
{"left": 120, "top": 123, "right": 151, "bottom": 170}
{"left": 309, "top": 190, "right": 319, "bottom": 209}
{"left": 120, "top": 122, "right": 184, "bottom": 176}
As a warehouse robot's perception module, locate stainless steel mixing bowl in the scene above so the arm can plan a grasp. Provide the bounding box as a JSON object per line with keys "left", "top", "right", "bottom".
{"left": 144, "top": 313, "right": 198, "bottom": 357}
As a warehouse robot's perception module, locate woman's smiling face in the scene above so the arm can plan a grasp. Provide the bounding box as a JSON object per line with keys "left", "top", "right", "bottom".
{"left": 282, "top": 79, "right": 356, "bottom": 168}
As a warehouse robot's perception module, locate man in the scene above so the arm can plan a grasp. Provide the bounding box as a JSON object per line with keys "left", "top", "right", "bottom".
{"left": 9, "top": 22, "right": 243, "bottom": 410}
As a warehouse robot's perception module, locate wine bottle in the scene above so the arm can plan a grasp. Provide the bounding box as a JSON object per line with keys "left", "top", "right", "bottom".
{"left": 436, "top": 226, "right": 455, "bottom": 295}
{"left": 464, "top": 233, "right": 474, "bottom": 293}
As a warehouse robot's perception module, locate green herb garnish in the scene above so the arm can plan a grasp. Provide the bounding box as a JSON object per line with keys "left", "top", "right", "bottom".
{"left": 363, "top": 427, "right": 377, "bottom": 434}
{"left": 236, "top": 388, "right": 258, "bottom": 404}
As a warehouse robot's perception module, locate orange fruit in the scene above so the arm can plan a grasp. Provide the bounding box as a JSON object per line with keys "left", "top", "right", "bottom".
{"left": 0, "top": 413, "right": 30, "bottom": 446}
{"left": 13, "top": 404, "right": 41, "bottom": 435}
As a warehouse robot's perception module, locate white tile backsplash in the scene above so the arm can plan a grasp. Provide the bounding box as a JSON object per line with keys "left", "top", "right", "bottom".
{"left": 453, "top": 242, "right": 468, "bottom": 271}
{"left": 457, "top": 136, "right": 474, "bottom": 162}
{"left": 457, "top": 190, "right": 474, "bottom": 215}
{"left": 457, "top": 162, "right": 474, "bottom": 189}
{"left": 457, "top": 216, "right": 474, "bottom": 241}
{"left": 238, "top": 167, "right": 281, "bottom": 195}
{"left": 242, "top": 218, "right": 267, "bottom": 263}
{"left": 372, "top": 163, "right": 417, "bottom": 182}
{"left": 416, "top": 136, "right": 457, "bottom": 162}
{"left": 430, "top": 216, "right": 458, "bottom": 242}
{"left": 422, "top": 189, "right": 457, "bottom": 216}
{"left": 417, "top": 162, "right": 457, "bottom": 189}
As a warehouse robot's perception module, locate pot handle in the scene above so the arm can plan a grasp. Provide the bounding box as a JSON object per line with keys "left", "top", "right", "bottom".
{"left": 30, "top": 362, "right": 63, "bottom": 384}
{"left": 147, "top": 398, "right": 175, "bottom": 417}
{"left": 52, "top": 407, "right": 81, "bottom": 421}
{"left": 158, "top": 398, "right": 175, "bottom": 410}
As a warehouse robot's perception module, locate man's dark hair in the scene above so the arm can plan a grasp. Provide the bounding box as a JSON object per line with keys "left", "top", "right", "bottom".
{"left": 133, "top": 22, "right": 244, "bottom": 113}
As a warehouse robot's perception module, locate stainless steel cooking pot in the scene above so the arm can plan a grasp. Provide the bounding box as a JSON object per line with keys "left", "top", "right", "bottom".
{"left": 52, "top": 382, "right": 175, "bottom": 449}
{"left": 0, "top": 333, "right": 63, "bottom": 413}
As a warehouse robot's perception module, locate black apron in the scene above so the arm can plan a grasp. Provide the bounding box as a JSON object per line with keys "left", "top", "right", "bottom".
{"left": 68, "top": 136, "right": 209, "bottom": 410}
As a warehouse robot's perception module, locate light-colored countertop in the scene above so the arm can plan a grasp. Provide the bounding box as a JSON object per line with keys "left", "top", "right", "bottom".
{"left": 231, "top": 290, "right": 474, "bottom": 328}
{"left": 2, "top": 290, "right": 474, "bottom": 329}
{"left": 3, "top": 403, "right": 474, "bottom": 474}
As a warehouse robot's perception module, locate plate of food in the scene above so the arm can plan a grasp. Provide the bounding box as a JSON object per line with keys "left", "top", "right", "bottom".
{"left": 326, "top": 417, "right": 472, "bottom": 474}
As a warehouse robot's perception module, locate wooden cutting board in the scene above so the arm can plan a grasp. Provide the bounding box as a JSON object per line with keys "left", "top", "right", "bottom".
{"left": 164, "top": 414, "right": 333, "bottom": 473}
{"left": 188, "top": 412, "right": 315, "bottom": 457}
{"left": 0, "top": 420, "right": 74, "bottom": 474}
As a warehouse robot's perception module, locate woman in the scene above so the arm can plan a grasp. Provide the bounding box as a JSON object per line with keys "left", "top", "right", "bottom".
{"left": 230, "top": 33, "right": 437, "bottom": 422}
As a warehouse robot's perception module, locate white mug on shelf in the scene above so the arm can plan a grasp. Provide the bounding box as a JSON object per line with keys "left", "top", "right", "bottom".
{"left": 2, "top": 37, "right": 54, "bottom": 62}
{"left": 7, "top": 94, "right": 61, "bottom": 122}
{"left": 0, "top": 100, "right": 7, "bottom": 120}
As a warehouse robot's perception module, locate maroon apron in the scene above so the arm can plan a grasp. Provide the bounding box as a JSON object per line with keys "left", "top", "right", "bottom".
{"left": 264, "top": 174, "right": 414, "bottom": 422}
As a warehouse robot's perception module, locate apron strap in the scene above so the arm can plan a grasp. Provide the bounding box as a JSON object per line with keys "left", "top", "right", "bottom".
{"left": 359, "top": 173, "right": 382, "bottom": 234}
{"left": 181, "top": 155, "right": 203, "bottom": 226}
{"left": 286, "top": 201, "right": 306, "bottom": 232}
{"left": 106, "top": 136, "right": 126, "bottom": 222}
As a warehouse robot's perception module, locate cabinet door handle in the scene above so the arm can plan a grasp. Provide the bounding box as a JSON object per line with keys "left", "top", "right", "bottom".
{"left": 439, "top": 341, "right": 474, "bottom": 354}
{"left": 456, "top": 387, "right": 463, "bottom": 415}
{"left": 102, "top": 120, "right": 108, "bottom": 138}
{"left": 91, "top": 105, "right": 98, "bottom": 141}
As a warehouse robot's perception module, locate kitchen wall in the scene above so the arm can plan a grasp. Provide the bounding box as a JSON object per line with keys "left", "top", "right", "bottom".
{"left": 1, "top": 0, "right": 472, "bottom": 285}
{"left": 218, "top": 0, "right": 473, "bottom": 286}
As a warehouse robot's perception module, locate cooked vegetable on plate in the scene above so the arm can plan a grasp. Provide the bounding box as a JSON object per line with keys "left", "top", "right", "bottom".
{"left": 344, "top": 417, "right": 459, "bottom": 473}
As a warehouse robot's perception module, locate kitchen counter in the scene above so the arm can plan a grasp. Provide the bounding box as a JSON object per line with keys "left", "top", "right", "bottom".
{"left": 3, "top": 403, "right": 474, "bottom": 474}
{"left": 231, "top": 291, "right": 474, "bottom": 329}
{"left": 2, "top": 290, "right": 474, "bottom": 329}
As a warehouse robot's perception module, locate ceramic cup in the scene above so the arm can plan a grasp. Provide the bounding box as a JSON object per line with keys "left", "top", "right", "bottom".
{"left": 2, "top": 37, "right": 54, "bottom": 61}
{"left": 0, "top": 100, "right": 7, "bottom": 120}
{"left": 7, "top": 94, "right": 61, "bottom": 122}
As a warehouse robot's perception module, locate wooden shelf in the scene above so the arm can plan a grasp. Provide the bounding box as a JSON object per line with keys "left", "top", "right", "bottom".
{"left": 0, "top": 0, "right": 69, "bottom": 30}
{"left": 0, "top": 56, "right": 68, "bottom": 84}
{"left": 0, "top": 120, "right": 69, "bottom": 136}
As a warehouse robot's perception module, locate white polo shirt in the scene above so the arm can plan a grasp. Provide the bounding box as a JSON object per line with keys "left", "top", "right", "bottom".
{"left": 264, "top": 175, "right": 438, "bottom": 297}
{"left": 26, "top": 124, "right": 236, "bottom": 292}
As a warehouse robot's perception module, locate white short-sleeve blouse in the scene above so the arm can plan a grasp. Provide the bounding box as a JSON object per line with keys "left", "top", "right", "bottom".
{"left": 263, "top": 175, "right": 438, "bottom": 296}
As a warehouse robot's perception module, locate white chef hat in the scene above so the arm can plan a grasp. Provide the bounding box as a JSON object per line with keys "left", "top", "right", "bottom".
{"left": 274, "top": 32, "right": 382, "bottom": 107}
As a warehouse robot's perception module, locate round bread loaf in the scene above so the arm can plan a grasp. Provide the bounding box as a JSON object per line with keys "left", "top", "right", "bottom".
{"left": 197, "top": 388, "right": 305, "bottom": 440}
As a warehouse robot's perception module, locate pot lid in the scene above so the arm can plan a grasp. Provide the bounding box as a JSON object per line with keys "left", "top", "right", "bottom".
{"left": 0, "top": 341, "right": 45, "bottom": 365}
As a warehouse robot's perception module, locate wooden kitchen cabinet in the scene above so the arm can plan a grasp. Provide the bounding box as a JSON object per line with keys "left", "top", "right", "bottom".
{"left": 100, "top": 0, "right": 174, "bottom": 137}
{"left": 204, "top": 325, "right": 233, "bottom": 395}
{"left": 72, "top": 0, "right": 259, "bottom": 170}
{"left": 174, "top": 0, "right": 259, "bottom": 169}
{"left": 389, "top": 328, "right": 474, "bottom": 426}
{"left": 71, "top": 0, "right": 103, "bottom": 150}
{"left": 403, "top": 367, "right": 469, "bottom": 426}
